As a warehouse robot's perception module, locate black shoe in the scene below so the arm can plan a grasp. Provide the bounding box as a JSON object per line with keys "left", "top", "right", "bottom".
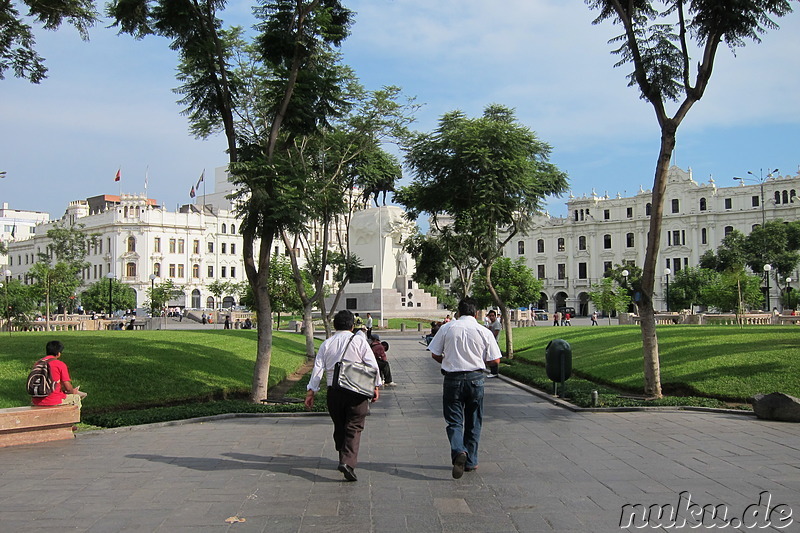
{"left": 338, "top": 463, "right": 357, "bottom": 482}
{"left": 452, "top": 452, "right": 467, "bottom": 479}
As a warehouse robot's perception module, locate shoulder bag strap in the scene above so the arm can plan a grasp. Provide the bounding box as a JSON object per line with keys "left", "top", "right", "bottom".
{"left": 337, "top": 333, "right": 358, "bottom": 363}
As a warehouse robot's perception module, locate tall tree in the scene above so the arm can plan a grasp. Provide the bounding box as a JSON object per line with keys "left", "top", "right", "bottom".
{"left": 586, "top": 0, "right": 794, "bottom": 397}
{"left": 588, "top": 277, "right": 631, "bottom": 325}
{"left": 397, "top": 104, "right": 568, "bottom": 358}
{"left": 1, "top": 0, "right": 98, "bottom": 83}
{"left": 472, "top": 258, "right": 543, "bottom": 319}
{"left": 80, "top": 278, "right": 137, "bottom": 315}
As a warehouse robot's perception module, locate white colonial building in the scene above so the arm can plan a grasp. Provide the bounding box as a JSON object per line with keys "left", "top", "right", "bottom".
{"left": 1, "top": 202, "right": 50, "bottom": 264}
{"left": 505, "top": 166, "right": 800, "bottom": 315}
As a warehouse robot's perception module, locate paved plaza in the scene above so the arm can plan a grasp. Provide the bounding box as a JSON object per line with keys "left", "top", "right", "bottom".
{"left": 1, "top": 334, "right": 798, "bottom": 532}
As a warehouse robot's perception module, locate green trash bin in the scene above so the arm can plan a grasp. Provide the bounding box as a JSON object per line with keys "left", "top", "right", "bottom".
{"left": 545, "top": 339, "right": 572, "bottom": 396}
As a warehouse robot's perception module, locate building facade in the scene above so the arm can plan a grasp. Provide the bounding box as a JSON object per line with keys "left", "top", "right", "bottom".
{"left": 504, "top": 166, "right": 800, "bottom": 315}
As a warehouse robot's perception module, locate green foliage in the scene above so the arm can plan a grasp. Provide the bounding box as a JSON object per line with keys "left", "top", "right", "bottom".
{"left": 588, "top": 277, "right": 630, "bottom": 321}
{"left": 269, "top": 254, "right": 309, "bottom": 318}
{"left": 511, "top": 325, "right": 800, "bottom": 402}
{"left": 472, "top": 257, "right": 542, "bottom": 311}
{"left": 700, "top": 268, "right": 763, "bottom": 313}
{"left": 0, "top": 330, "right": 314, "bottom": 411}
{"left": 667, "top": 266, "right": 716, "bottom": 311}
{"left": 420, "top": 283, "right": 457, "bottom": 312}
{"left": 80, "top": 278, "right": 137, "bottom": 314}
{"left": 0, "top": 278, "right": 37, "bottom": 325}
{"left": 1, "top": 0, "right": 98, "bottom": 83}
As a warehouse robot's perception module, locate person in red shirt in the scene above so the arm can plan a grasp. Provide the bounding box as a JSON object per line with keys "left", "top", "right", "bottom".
{"left": 31, "top": 340, "right": 87, "bottom": 408}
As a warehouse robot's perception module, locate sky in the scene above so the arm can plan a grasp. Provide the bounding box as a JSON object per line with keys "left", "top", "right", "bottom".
{"left": 2, "top": 0, "right": 800, "bottom": 221}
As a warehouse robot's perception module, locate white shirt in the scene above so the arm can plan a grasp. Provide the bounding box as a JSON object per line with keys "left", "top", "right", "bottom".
{"left": 307, "top": 330, "right": 381, "bottom": 392}
{"left": 487, "top": 318, "right": 502, "bottom": 339}
{"left": 427, "top": 315, "right": 502, "bottom": 373}
{"left": 366, "top": 316, "right": 373, "bottom": 328}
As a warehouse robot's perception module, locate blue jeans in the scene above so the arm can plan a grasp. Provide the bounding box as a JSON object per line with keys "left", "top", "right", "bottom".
{"left": 442, "top": 371, "right": 484, "bottom": 468}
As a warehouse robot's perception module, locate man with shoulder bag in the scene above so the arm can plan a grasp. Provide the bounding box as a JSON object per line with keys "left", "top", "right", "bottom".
{"left": 305, "top": 310, "right": 381, "bottom": 482}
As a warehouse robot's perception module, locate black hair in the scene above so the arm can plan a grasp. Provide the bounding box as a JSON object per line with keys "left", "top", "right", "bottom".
{"left": 333, "top": 310, "right": 355, "bottom": 331}
{"left": 46, "top": 340, "right": 64, "bottom": 356}
{"left": 458, "top": 298, "right": 478, "bottom": 317}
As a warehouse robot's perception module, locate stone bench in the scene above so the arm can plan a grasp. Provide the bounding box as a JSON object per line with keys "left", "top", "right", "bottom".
{"left": 0, "top": 405, "right": 80, "bottom": 448}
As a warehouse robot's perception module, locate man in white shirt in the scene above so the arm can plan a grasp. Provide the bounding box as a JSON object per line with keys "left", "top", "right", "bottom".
{"left": 305, "top": 310, "right": 381, "bottom": 482}
{"left": 485, "top": 310, "right": 502, "bottom": 377}
{"left": 427, "top": 298, "right": 502, "bottom": 479}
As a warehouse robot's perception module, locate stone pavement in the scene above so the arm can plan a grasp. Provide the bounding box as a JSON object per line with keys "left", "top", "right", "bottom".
{"left": 1, "top": 334, "right": 798, "bottom": 532}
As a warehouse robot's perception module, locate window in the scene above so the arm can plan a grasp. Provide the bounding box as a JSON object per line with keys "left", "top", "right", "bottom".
{"left": 178, "top": 239, "right": 185, "bottom": 254}
{"left": 230, "top": 267, "right": 236, "bottom": 278}
{"left": 192, "top": 264, "right": 200, "bottom": 278}
{"left": 230, "top": 224, "right": 235, "bottom": 234}
{"left": 127, "top": 236, "right": 136, "bottom": 252}
{"left": 154, "top": 237, "right": 161, "bottom": 253}
{"left": 671, "top": 230, "right": 682, "bottom": 246}
{"left": 775, "top": 191, "right": 781, "bottom": 204}
{"left": 783, "top": 190, "right": 789, "bottom": 204}
{"left": 752, "top": 196, "right": 760, "bottom": 207}
{"left": 207, "top": 241, "right": 214, "bottom": 253}
{"left": 126, "top": 262, "right": 136, "bottom": 277}
{"left": 646, "top": 203, "right": 652, "bottom": 216}
{"left": 169, "top": 238, "right": 176, "bottom": 253}
{"left": 574, "top": 210, "right": 579, "bottom": 221}
{"left": 578, "top": 262, "right": 587, "bottom": 279}
{"left": 221, "top": 266, "right": 227, "bottom": 278}
{"left": 169, "top": 264, "right": 176, "bottom": 277}
{"left": 724, "top": 198, "right": 732, "bottom": 209}
{"left": 791, "top": 190, "right": 797, "bottom": 203}
{"left": 231, "top": 243, "right": 236, "bottom": 255}
{"left": 154, "top": 263, "right": 161, "bottom": 277}
{"left": 557, "top": 263, "right": 566, "bottom": 280}
{"left": 671, "top": 199, "right": 680, "bottom": 213}
{"left": 177, "top": 264, "right": 185, "bottom": 278}
{"left": 626, "top": 207, "right": 633, "bottom": 218}
{"left": 221, "top": 223, "right": 227, "bottom": 234}
{"left": 578, "top": 236, "right": 587, "bottom": 251}
{"left": 207, "top": 265, "right": 214, "bottom": 278}
{"left": 557, "top": 238, "right": 565, "bottom": 252}
{"left": 604, "top": 261, "right": 612, "bottom": 274}
{"left": 517, "top": 241, "right": 525, "bottom": 254}
{"left": 699, "top": 198, "right": 707, "bottom": 211}
{"left": 221, "top": 243, "right": 227, "bottom": 254}
{"left": 193, "top": 240, "right": 200, "bottom": 254}
{"left": 537, "top": 265, "right": 545, "bottom": 279}
{"left": 603, "top": 234, "right": 612, "bottom": 249}
{"left": 724, "top": 226, "right": 734, "bottom": 236}
{"left": 626, "top": 233, "right": 634, "bottom": 248}
{"left": 346, "top": 298, "right": 357, "bottom": 310}
{"left": 701, "top": 228, "right": 707, "bottom": 245}
{"left": 604, "top": 209, "right": 610, "bottom": 220}
{"left": 537, "top": 239, "right": 544, "bottom": 253}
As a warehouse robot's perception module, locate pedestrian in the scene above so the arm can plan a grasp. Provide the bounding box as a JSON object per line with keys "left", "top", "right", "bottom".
{"left": 365, "top": 312, "right": 374, "bottom": 338}
{"left": 591, "top": 311, "right": 599, "bottom": 326}
{"left": 553, "top": 311, "right": 561, "bottom": 326}
{"left": 427, "top": 298, "right": 502, "bottom": 479}
{"left": 30, "top": 340, "right": 88, "bottom": 408}
{"left": 564, "top": 312, "right": 571, "bottom": 326}
{"left": 224, "top": 315, "right": 231, "bottom": 329}
{"left": 485, "top": 310, "right": 502, "bottom": 378}
{"left": 354, "top": 313, "right": 363, "bottom": 330}
{"left": 201, "top": 312, "right": 207, "bottom": 325}
{"left": 370, "top": 334, "right": 395, "bottom": 387}
{"left": 305, "top": 310, "right": 381, "bottom": 482}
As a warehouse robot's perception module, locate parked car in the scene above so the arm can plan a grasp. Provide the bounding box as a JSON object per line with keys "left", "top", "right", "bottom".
{"left": 557, "top": 306, "right": 576, "bottom": 317}
{"left": 531, "top": 309, "right": 549, "bottom": 321}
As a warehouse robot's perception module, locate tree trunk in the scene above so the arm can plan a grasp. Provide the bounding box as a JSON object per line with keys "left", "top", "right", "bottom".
{"left": 302, "top": 302, "right": 315, "bottom": 358}
{"left": 484, "top": 262, "right": 513, "bottom": 359}
{"left": 250, "top": 291, "right": 273, "bottom": 402}
{"left": 638, "top": 125, "right": 677, "bottom": 398}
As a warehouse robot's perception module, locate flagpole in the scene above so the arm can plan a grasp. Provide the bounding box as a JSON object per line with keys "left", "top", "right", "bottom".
{"left": 202, "top": 169, "right": 206, "bottom": 210}
{"left": 144, "top": 166, "right": 149, "bottom": 201}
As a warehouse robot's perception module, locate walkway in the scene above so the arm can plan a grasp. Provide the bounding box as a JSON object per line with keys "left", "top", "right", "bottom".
{"left": 0, "top": 335, "right": 798, "bottom": 532}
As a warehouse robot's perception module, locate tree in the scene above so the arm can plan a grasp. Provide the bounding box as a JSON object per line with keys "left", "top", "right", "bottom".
{"left": 586, "top": 0, "right": 794, "bottom": 397}
{"left": 268, "top": 254, "right": 309, "bottom": 328}
{"left": 472, "top": 258, "right": 543, "bottom": 318}
{"left": 146, "top": 279, "right": 183, "bottom": 316}
{"left": 206, "top": 279, "right": 232, "bottom": 311}
{"left": 588, "top": 277, "right": 631, "bottom": 325}
{"left": 1, "top": 0, "right": 98, "bottom": 83}
{"left": 405, "top": 229, "right": 481, "bottom": 299}
{"left": 700, "top": 269, "right": 763, "bottom": 313}
{"left": 420, "top": 282, "right": 458, "bottom": 312}
{"left": 743, "top": 220, "right": 800, "bottom": 291}
{"left": 1, "top": 277, "right": 37, "bottom": 328}
{"left": 397, "top": 104, "right": 568, "bottom": 358}
{"left": 605, "top": 263, "right": 642, "bottom": 313}
{"left": 666, "top": 266, "right": 716, "bottom": 312}
{"left": 80, "top": 278, "right": 136, "bottom": 315}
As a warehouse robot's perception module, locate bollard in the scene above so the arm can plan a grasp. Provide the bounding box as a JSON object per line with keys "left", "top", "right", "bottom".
{"left": 400, "top": 323, "right": 405, "bottom": 332}
{"left": 591, "top": 390, "right": 599, "bottom": 407}
{"left": 417, "top": 323, "right": 422, "bottom": 332}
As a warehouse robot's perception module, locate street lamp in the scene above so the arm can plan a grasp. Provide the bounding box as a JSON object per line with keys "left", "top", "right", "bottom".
{"left": 763, "top": 264, "right": 772, "bottom": 312}
{"left": 1, "top": 269, "right": 10, "bottom": 334}
{"left": 106, "top": 272, "right": 115, "bottom": 318}
{"left": 784, "top": 277, "right": 792, "bottom": 310}
{"left": 149, "top": 274, "right": 157, "bottom": 318}
{"left": 664, "top": 268, "right": 671, "bottom": 312}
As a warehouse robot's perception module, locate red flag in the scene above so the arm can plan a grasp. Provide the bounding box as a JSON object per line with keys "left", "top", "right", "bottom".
{"left": 115, "top": 169, "right": 121, "bottom": 182}
{"left": 190, "top": 186, "right": 196, "bottom": 198}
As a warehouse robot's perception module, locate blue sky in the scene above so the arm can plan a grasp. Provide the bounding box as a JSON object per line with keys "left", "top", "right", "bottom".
{"left": 1, "top": 0, "right": 799, "bottom": 220}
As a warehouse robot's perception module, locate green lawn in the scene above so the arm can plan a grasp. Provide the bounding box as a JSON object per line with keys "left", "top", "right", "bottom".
{"left": 0, "top": 330, "right": 312, "bottom": 412}
{"left": 509, "top": 325, "right": 800, "bottom": 402}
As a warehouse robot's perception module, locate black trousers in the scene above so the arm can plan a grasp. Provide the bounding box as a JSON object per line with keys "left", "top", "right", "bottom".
{"left": 378, "top": 359, "right": 393, "bottom": 383}
{"left": 326, "top": 387, "right": 370, "bottom": 468}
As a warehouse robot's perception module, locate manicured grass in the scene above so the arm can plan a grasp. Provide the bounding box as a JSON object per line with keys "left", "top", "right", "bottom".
{"left": 0, "top": 330, "right": 314, "bottom": 413}
{"left": 386, "top": 318, "right": 440, "bottom": 331}
{"left": 508, "top": 325, "right": 800, "bottom": 402}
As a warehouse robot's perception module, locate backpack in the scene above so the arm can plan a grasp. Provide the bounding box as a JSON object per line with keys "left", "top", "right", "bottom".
{"left": 27, "top": 357, "right": 56, "bottom": 398}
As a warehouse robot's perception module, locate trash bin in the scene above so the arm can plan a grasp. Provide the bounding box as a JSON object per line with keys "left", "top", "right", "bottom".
{"left": 545, "top": 339, "right": 572, "bottom": 396}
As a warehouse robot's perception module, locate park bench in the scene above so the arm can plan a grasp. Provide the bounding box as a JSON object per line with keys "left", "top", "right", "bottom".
{"left": 0, "top": 405, "right": 80, "bottom": 448}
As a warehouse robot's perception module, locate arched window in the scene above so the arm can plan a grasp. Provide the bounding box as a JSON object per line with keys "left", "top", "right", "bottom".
{"left": 701, "top": 228, "right": 707, "bottom": 245}
{"left": 517, "top": 241, "right": 525, "bottom": 254}
{"left": 153, "top": 263, "right": 161, "bottom": 277}
{"left": 537, "top": 239, "right": 544, "bottom": 253}
{"left": 230, "top": 224, "right": 235, "bottom": 234}
{"left": 775, "top": 191, "right": 781, "bottom": 204}
{"left": 126, "top": 262, "right": 136, "bottom": 277}
{"left": 221, "top": 223, "right": 227, "bottom": 234}
{"left": 207, "top": 296, "right": 215, "bottom": 308}
{"left": 192, "top": 264, "right": 200, "bottom": 278}
{"left": 671, "top": 199, "right": 680, "bottom": 213}
{"left": 626, "top": 233, "right": 634, "bottom": 248}
{"left": 574, "top": 210, "right": 579, "bottom": 221}
{"left": 127, "top": 236, "right": 136, "bottom": 252}
{"left": 557, "top": 237, "right": 565, "bottom": 252}
{"left": 646, "top": 203, "right": 652, "bottom": 216}
{"left": 699, "top": 197, "right": 707, "bottom": 211}
{"left": 603, "top": 234, "right": 612, "bottom": 249}
{"left": 578, "top": 236, "right": 586, "bottom": 251}
{"left": 783, "top": 190, "right": 789, "bottom": 204}
{"left": 791, "top": 190, "right": 797, "bottom": 203}
{"left": 724, "top": 226, "right": 734, "bottom": 236}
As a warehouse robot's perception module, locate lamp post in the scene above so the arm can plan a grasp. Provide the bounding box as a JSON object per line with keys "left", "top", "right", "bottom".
{"left": 664, "top": 268, "right": 671, "bottom": 312}
{"left": 106, "top": 272, "right": 115, "bottom": 318}
{"left": 763, "top": 264, "right": 772, "bottom": 312}
{"left": 784, "top": 277, "right": 792, "bottom": 310}
{"left": 1, "top": 269, "right": 10, "bottom": 334}
{"left": 149, "top": 274, "right": 157, "bottom": 318}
